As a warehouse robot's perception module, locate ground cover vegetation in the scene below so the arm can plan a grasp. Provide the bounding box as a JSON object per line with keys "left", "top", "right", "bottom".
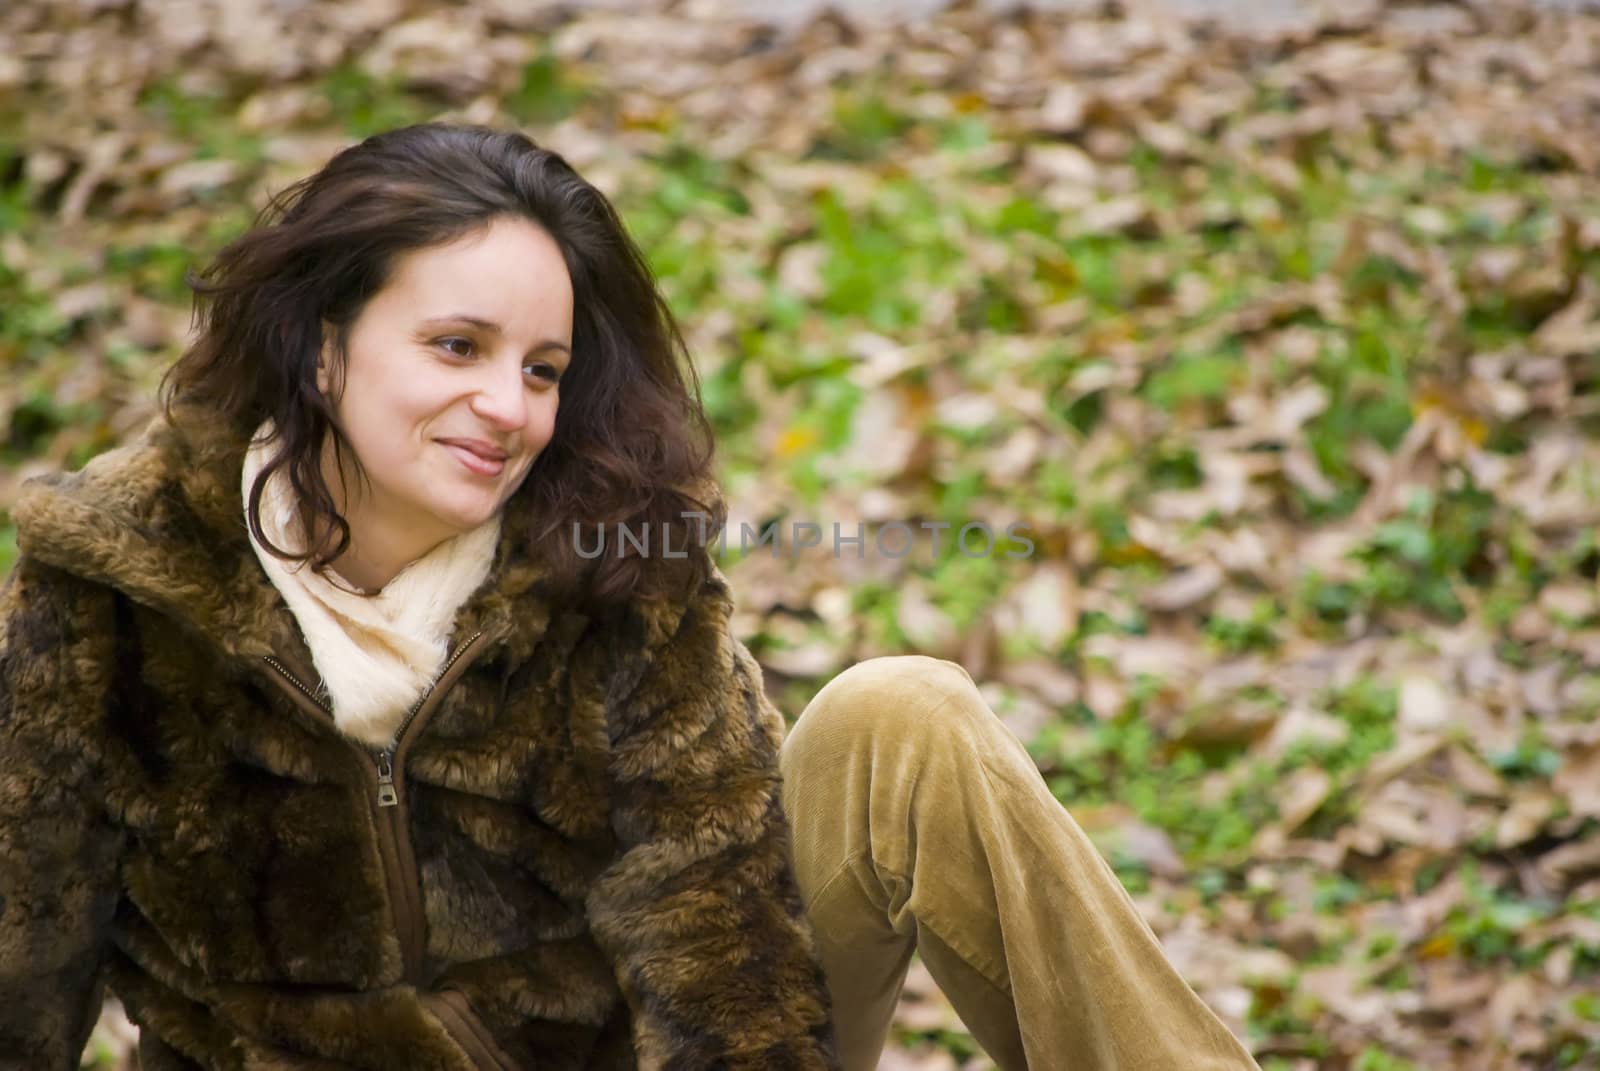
{"left": 3, "top": 0, "right": 1599, "bottom": 1067}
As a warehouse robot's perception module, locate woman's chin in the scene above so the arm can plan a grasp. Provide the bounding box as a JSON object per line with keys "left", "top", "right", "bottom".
{"left": 416, "top": 495, "right": 503, "bottom": 538}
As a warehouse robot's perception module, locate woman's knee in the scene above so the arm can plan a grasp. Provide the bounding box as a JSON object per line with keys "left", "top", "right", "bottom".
{"left": 788, "top": 654, "right": 987, "bottom": 757}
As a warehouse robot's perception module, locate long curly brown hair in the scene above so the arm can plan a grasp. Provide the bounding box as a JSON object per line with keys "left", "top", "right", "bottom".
{"left": 161, "top": 121, "right": 722, "bottom": 609}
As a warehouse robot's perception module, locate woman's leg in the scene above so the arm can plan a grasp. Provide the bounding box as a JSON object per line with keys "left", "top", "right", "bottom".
{"left": 778, "top": 655, "right": 1260, "bottom": 1071}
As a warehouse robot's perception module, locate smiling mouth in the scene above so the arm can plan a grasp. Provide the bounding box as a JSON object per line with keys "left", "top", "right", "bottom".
{"left": 437, "top": 439, "right": 508, "bottom": 477}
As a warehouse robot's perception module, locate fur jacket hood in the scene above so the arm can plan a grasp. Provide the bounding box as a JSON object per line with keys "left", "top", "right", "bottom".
{"left": 0, "top": 410, "right": 838, "bottom": 1070}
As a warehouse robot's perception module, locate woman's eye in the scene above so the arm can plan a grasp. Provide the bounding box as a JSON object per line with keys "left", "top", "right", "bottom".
{"left": 439, "top": 337, "right": 474, "bottom": 358}
{"left": 524, "top": 363, "right": 561, "bottom": 384}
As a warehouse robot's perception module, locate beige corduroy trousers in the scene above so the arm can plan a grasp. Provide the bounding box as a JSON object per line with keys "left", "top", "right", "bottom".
{"left": 778, "top": 655, "right": 1263, "bottom": 1071}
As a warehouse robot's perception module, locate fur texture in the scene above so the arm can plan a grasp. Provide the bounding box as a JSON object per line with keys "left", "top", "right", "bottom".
{"left": 0, "top": 411, "right": 839, "bottom": 1070}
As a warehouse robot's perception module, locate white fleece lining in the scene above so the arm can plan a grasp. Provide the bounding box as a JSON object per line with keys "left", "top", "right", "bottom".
{"left": 241, "top": 421, "right": 500, "bottom": 748}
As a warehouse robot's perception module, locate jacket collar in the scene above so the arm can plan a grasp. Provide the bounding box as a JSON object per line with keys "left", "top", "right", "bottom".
{"left": 11, "top": 406, "right": 557, "bottom": 681}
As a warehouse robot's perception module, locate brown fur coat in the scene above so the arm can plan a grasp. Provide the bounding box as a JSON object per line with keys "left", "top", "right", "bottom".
{"left": 0, "top": 412, "right": 839, "bottom": 1070}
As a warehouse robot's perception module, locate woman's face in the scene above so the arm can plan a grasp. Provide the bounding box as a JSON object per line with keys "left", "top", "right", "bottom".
{"left": 318, "top": 215, "right": 574, "bottom": 553}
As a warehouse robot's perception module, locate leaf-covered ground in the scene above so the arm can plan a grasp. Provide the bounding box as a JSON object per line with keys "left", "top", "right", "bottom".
{"left": 4, "top": 1, "right": 1600, "bottom": 1068}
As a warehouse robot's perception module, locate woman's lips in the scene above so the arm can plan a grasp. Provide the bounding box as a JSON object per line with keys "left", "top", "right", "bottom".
{"left": 438, "top": 438, "right": 507, "bottom": 477}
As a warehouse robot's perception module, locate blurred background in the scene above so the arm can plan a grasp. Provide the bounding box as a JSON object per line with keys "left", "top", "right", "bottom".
{"left": 4, "top": 0, "right": 1600, "bottom": 1067}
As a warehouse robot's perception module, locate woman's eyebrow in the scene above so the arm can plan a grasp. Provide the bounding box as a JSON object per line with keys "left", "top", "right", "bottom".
{"left": 420, "top": 314, "right": 571, "bottom": 353}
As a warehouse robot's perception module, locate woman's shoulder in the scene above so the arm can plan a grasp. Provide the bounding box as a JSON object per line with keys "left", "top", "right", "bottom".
{"left": 16, "top": 421, "right": 162, "bottom": 528}
{"left": 8, "top": 408, "right": 255, "bottom": 632}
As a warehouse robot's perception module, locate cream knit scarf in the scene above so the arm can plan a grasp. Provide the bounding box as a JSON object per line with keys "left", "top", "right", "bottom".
{"left": 241, "top": 421, "right": 501, "bottom": 748}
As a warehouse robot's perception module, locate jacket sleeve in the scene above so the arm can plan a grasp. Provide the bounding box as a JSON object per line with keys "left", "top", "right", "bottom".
{"left": 584, "top": 558, "right": 840, "bottom": 1070}
{"left": 0, "top": 558, "right": 123, "bottom": 1071}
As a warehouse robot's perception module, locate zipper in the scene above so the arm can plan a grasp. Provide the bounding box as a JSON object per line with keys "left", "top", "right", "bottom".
{"left": 370, "top": 630, "right": 484, "bottom": 807}
{"left": 264, "top": 630, "right": 484, "bottom": 806}
{"left": 262, "top": 654, "right": 328, "bottom": 712}
{"left": 261, "top": 629, "right": 491, "bottom": 983}
{"left": 421, "top": 989, "right": 522, "bottom": 1071}
{"left": 375, "top": 750, "right": 399, "bottom": 806}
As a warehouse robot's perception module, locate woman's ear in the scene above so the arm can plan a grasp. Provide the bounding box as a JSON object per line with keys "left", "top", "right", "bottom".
{"left": 316, "top": 322, "right": 334, "bottom": 397}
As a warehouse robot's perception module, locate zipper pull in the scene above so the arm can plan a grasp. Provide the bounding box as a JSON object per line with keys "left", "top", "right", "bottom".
{"left": 375, "top": 749, "right": 399, "bottom": 807}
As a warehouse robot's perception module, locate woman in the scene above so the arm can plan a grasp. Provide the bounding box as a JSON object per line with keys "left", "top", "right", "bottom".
{"left": 0, "top": 123, "right": 1260, "bottom": 1070}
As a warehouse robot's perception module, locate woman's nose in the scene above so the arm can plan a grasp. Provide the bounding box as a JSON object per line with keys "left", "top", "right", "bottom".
{"left": 468, "top": 360, "right": 529, "bottom": 431}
